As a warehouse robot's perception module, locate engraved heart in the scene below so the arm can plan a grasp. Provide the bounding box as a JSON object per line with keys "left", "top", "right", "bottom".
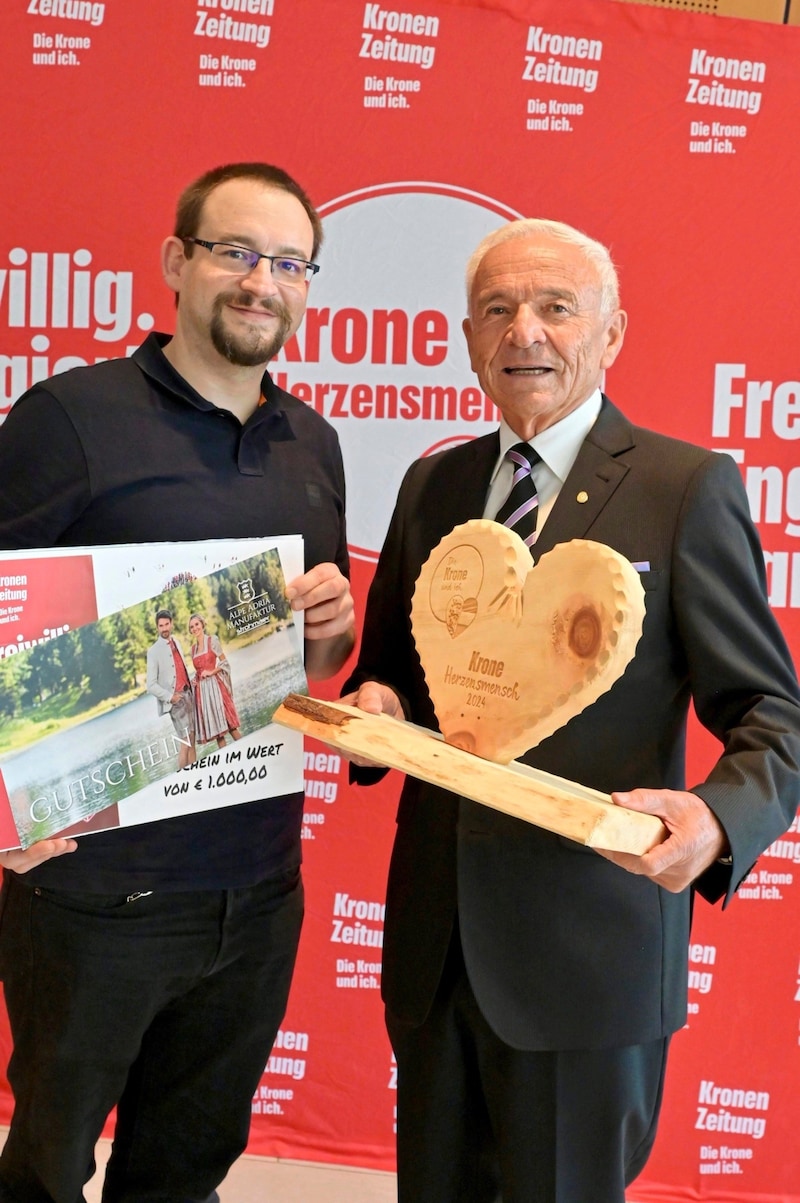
{"left": 411, "top": 520, "right": 646, "bottom": 764}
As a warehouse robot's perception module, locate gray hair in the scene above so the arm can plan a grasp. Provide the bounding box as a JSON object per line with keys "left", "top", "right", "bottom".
{"left": 465, "top": 219, "right": 620, "bottom": 317}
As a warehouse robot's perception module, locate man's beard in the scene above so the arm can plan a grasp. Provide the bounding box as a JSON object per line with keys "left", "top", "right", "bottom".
{"left": 209, "top": 291, "right": 293, "bottom": 366}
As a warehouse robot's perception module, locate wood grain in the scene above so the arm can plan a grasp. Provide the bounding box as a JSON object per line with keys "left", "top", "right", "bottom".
{"left": 275, "top": 695, "right": 665, "bottom": 855}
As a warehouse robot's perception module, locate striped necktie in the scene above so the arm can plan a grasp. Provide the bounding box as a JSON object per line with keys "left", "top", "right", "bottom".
{"left": 495, "top": 442, "right": 541, "bottom": 548}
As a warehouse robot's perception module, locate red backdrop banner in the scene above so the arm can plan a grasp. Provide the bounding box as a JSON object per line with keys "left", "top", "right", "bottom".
{"left": 3, "top": 0, "right": 800, "bottom": 1197}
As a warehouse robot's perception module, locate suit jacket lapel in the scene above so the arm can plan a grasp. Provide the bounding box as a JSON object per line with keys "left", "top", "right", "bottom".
{"left": 533, "top": 397, "right": 635, "bottom": 558}
{"left": 441, "top": 430, "right": 500, "bottom": 532}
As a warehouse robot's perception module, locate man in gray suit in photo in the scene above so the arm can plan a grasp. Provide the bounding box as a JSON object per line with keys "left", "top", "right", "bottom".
{"left": 343, "top": 219, "right": 800, "bottom": 1203}
{"left": 145, "top": 607, "right": 196, "bottom": 768}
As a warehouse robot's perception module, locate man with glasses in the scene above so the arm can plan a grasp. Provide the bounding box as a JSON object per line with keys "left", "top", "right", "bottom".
{"left": 0, "top": 163, "right": 354, "bottom": 1203}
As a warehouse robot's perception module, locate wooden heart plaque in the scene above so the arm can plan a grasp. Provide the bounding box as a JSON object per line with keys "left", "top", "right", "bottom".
{"left": 273, "top": 522, "right": 663, "bottom": 854}
{"left": 410, "top": 521, "right": 646, "bottom": 764}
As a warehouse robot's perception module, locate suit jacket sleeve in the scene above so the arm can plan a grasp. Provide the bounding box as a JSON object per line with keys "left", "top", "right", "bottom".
{"left": 343, "top": 453, "right": 458, "bottom": 756}
{"left": 666, "top": 451, "right": 800, "bottom": 902}
{"left": 146, "top": 642, "right": 174, "bottom": 705}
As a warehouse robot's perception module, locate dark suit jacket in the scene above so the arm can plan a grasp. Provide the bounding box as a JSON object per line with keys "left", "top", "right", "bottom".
{"left": 346, "top": 398, "right": 800, "bottom": 1051}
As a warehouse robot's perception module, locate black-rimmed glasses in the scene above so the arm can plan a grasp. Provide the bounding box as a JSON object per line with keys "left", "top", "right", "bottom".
{"left": 184, "top": 238, "right": 320, "bottom": 285}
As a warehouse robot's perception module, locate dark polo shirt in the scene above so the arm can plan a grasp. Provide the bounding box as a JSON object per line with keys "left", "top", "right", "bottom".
{"left": 0, "top": 333, "right": 349, "bottom": 891}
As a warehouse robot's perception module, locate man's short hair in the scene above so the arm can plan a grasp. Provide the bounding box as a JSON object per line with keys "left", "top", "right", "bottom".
{"left": 175, "top": 162, "right": 323, "bottom": 260}
{"left": 465, "top": 218, "right": 620, "bottom": 318}
{"left": 155, "top": 608, "right": 172, "bottom": 623}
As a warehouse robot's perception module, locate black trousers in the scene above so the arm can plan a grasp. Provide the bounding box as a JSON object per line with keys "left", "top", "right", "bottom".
{"left": 386, "top": 930, "right": 669, "bottom": 1203}
{"left": 0, "top": 868, "right": 303, "bottom": 1203}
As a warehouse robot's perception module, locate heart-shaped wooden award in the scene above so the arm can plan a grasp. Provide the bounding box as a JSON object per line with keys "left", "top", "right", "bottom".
{"left": 274, "top": 522, "right": 666, "bottom": 854}
{"left": 410, "top": 520, "right": 646, "bottom": 764}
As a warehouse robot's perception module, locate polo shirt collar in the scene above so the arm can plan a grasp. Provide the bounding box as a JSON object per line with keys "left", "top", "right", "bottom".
{"left": 133, "top": 331, "right": 286, "bottom": 429}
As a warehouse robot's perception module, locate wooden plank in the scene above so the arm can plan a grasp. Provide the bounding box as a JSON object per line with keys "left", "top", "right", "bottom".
{"left": 274, "top": 695, "right": 666, "bottom": 855}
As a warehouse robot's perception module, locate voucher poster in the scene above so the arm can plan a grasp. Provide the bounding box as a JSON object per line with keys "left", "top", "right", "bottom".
{"left": 0, "top": 537, "right": 307, "bottom": 849}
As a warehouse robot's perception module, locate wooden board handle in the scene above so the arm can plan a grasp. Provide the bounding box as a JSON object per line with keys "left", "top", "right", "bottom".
{"left": 275, "top": 695, "right": 666, "bottom": 855}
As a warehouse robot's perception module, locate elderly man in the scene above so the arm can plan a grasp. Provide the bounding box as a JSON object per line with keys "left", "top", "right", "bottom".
{"left": 0, "top": 163, "right": 354, "bottom": 1203}
{"left": 343, "top": 219, "right": 800, "bottom": 1202}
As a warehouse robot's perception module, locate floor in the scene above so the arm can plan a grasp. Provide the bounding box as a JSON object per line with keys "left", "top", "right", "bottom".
{"left": 0, "top": 1131, "right": 398, "bottom": 1202}
{"left": 217, "top": 1155, "right": 396, "bottom": 1203}
{"left": 1, "top": 1129, "right": 651, "bottom": 1201}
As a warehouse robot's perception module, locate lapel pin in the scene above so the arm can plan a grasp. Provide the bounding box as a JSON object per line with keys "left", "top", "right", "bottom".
{"left": 576, "top": 491, "right": 589, "bottom": 504}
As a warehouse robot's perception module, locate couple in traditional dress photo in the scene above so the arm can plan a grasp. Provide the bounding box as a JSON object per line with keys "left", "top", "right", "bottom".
{"left": 145, "top": 608, "right": 241, "bottom": 766}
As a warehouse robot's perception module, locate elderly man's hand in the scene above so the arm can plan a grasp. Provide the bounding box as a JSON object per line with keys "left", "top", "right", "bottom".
{"left": 594, "top": 789, "right": 728, "bottom": 892}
